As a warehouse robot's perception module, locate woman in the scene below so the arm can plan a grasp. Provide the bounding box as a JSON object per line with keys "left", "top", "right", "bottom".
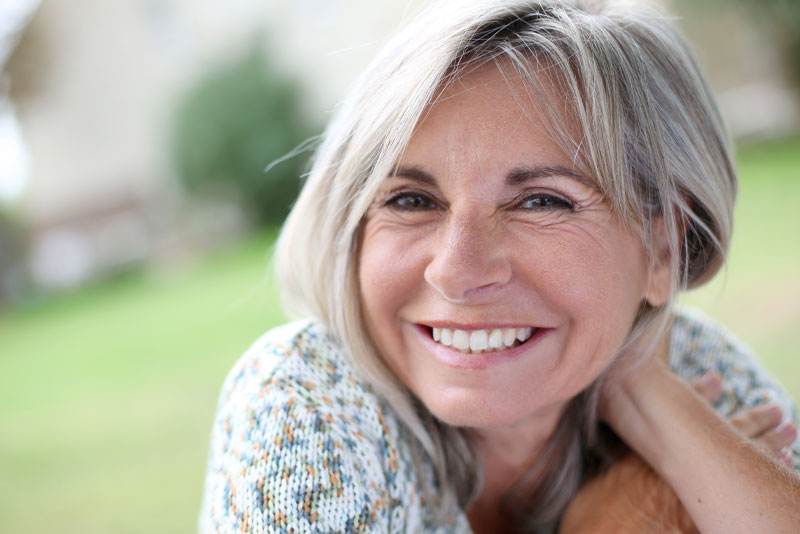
{"left": 200, "top": 1, "right": 800, "bottom": 532}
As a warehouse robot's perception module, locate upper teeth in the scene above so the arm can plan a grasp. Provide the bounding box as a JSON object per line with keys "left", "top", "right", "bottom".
{"left": 432, "top": 327, "right": 534, "bottom": 353}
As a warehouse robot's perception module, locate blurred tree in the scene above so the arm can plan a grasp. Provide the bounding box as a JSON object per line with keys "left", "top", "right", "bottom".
{"left": 171, "top": 45, "right": 317, "bottom": 225}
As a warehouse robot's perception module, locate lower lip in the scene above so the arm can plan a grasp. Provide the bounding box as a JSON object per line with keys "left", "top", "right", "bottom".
{"left": 412, "top": 324, "right": 551, "bottom": 370}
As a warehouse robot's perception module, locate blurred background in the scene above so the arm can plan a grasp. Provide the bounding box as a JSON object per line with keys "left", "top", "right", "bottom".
{"left": 0, "top": 0, "right": 798, "bottom": 532}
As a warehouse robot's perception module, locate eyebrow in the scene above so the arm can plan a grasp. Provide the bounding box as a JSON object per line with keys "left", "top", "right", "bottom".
{"left": 390, "top": 166, "right": 437, "bottom": 185}
{"left": 505, "top": 166, "right": 595, "bottom": 189}
{"left": 391, "top": 165, "right": 594, "bottom": 188}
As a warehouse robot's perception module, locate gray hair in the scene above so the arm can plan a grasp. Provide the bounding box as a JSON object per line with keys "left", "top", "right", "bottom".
{"left": 275, "top": 0, "right": 736, "bottom": 529}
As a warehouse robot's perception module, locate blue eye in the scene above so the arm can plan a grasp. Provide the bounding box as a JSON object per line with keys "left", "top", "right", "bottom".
{"left": 386, "top": 192, "right": 436, "bottom": 210}
{"left": 519, "top": 193, "right": 573, "bottom": 210}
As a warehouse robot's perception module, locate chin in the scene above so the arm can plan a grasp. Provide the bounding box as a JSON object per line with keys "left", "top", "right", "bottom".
{"left": 421, "top": 387, "right": 551, "bottom": 429}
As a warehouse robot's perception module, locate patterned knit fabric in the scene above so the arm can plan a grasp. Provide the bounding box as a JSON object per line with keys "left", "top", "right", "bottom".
{"left": 199, "top": 309, "right": 800, "bottom": 533}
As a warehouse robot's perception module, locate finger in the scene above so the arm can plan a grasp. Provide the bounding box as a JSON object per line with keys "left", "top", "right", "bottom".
{"left": 730, "top": 402, "right": 783, "bottom": 439}
{"left": 780, "top": 448, "right": 794, "bottom": 468}
{"left": 691, "top": 373, "right": 722, "bottom": 403}
{"left": 756, "top": 422, "right": 798, "bottom": 455}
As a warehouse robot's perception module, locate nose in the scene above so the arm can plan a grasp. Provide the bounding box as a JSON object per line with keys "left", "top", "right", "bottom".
{"left": 423, "top": 212, "right": 512, "bottom": 302}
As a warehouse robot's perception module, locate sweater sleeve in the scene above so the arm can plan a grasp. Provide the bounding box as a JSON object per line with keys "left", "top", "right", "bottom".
{"left": 199, "top": 332, "right": 392, "bottom": 533}
{"left": 670, "top": 308, "right": 800, "bottom": 475}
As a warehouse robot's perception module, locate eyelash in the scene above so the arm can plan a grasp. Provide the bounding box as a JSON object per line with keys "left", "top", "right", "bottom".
{"left": 516, "top": 192, "right": 574, "bottom": 211}
{"left": 383, "top": 190, "right": 574, "bottom": 212}
{"left": 384, "top": 191, "right": 438, "bottom": 211}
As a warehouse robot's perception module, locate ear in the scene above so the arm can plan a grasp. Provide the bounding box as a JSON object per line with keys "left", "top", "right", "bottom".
{"left": 644, "top": 216, "right": 672, "bottom": 307}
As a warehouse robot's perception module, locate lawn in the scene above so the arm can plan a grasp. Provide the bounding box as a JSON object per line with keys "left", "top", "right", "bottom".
{"left": 1, "top": 136, "right": 799, "bottom": 533}
{"left": 0, "top": 230, "right": 287, "bottom": 533}
{"left": 680, "top": 135, "right": 800, "bottom": 392}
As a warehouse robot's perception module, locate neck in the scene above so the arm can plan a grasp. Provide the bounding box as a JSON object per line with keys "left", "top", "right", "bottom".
{"left": 467, "top": 404, "right": 564, "bottom": 533}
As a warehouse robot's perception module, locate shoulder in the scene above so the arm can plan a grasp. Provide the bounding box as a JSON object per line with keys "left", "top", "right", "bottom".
{"left": 214, "top": 319, "right": 365, "bottom": 412}
{"left": 213, "top": 319, "right": 408, "bottom": 463}
{"left": 669, "top": 306, "right": 752, "bottom": 380}
{"left": 669, "top": 307, "right": 789, "bottom": 414}
{"left": 200, "top": 320, "right": 448, "bottom": 533}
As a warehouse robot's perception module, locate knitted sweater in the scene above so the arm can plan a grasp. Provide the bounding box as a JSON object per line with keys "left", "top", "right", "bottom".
{"left": 199, "top": 308, "right": 800, "bottom": 533}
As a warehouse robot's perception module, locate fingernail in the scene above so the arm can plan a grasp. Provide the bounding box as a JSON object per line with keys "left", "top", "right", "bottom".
{"left": 765, "top": 404, "right": 783, "bottom": 421}
{"left": 698, "top": 373, "right": 720, "bottom": 387}
{"left": 778, "top": 422, "right": 798, "bottom": 441}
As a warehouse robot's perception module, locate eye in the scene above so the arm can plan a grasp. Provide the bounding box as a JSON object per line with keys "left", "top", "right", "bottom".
{"left": 518, "top": 193, "right": 573, "bottom": 211}
{"left": 385, "top": 191, "right": 437, "bottom": 211}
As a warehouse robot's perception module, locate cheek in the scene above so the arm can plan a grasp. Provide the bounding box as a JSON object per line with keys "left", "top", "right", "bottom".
{"left": 535, "top": 224, "right": 649, "bottom": 310}
{"left": 358, "top": 223, "right": 425, "bottom": 335}
{"left": 358, "top": 222, "right": 431, "bottom": 389}
{"left": 523, "top": 228, "right": 649, "bottom": 365}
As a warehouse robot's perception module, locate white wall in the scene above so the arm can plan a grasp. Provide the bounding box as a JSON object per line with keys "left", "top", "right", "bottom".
{"left": 10, "top": 0, "right": 427, "bottom": 226}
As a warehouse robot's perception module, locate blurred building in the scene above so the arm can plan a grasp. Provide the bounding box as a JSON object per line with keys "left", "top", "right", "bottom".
{"left": 3, "top": 0, "right": 428, "bottom": 292}
{"left": 1, "top": 0, "right": 797, "bottom": 294}
{"left": 677, "top": 1, "right": 800, "bottom": 141}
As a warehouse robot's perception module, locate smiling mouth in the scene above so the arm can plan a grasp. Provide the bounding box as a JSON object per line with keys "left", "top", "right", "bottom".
{"left": 429, "top": 326, "right": 536, "bottom": 354}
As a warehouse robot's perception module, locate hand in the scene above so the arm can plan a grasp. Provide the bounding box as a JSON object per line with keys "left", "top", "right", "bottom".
{"left": 595, "top": 320, "right": 672, "bottom": 440}
{"left": 597, "top": 323, "right": 796, "bottom": 468}
{"left": 559, "top": 374, "right": 797, "bottom": 534}
{"left": 693, "top": 373, "right": 797, "bottom": 467}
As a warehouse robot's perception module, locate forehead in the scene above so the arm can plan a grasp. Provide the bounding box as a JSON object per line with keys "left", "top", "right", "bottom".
{"left": 419, "top": 63, "right": 544, "bottom": 137}
{"left": 399, "top": 62, "right": 590, "bottom": 186}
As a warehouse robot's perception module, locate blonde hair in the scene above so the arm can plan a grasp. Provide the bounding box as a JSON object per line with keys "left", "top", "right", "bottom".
{"left": 275, "top": 0, "right": 736, "bottom": 529}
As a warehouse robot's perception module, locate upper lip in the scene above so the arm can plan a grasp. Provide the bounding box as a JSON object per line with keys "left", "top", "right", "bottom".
{"left": 416, "top": 321, "right": 540, "bottom": 330}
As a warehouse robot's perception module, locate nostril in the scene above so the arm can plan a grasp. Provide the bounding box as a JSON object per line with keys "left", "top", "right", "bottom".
{"left": 424, "top": 255, "right": 512, "bottom": 303}
{"left": 462, "top": 280, "right": 507, "bottom": 299}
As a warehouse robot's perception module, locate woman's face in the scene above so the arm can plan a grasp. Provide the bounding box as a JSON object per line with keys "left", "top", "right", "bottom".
{"left": 359, "top": 64, "right": 662, "bottom": 430}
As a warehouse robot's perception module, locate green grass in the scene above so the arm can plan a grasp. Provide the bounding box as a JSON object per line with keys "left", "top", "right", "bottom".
{"left": 680, "top": 135, "right": 800, "bottom": 394}
{"left": 1, "top": 136, "right": 799, "bottom": 533}
{"left": 0, "top": 230, "right": 287, "bottom": 533}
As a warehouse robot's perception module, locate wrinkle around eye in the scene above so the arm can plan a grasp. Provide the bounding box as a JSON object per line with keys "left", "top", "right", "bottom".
{"left": 506, "top": 198, "right": 615, "bottom": 234}
{"left": 360, "top": 218, "right": 434, "bottom": 251}
{"left": 507, "top": 216, "right": 620, "bottom": 252}
{"left": 362, "top": 204, "right": 442, "bottom": 235}
{"left": 508, "top": 212, "right": 572, "bottom": 232}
